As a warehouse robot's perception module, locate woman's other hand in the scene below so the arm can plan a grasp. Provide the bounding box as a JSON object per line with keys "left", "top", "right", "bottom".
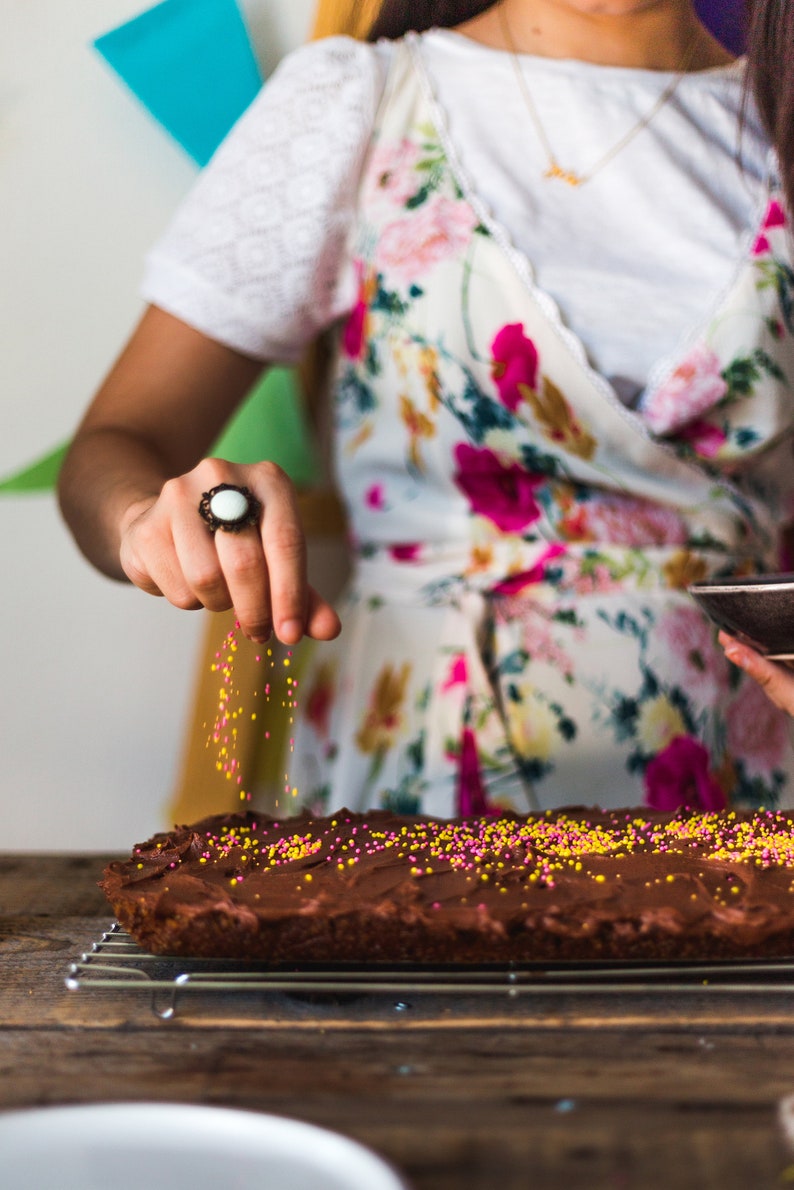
{"left": 719, "top": 630, "right": 794, "bottom": 715}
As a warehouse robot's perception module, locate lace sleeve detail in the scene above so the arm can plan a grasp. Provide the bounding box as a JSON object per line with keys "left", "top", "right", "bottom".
{"left": 140, "top": 37, "right": 389, "bottom": 362}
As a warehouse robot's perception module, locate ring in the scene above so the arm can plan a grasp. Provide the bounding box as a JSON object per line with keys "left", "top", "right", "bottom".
{"left": 198, "top": 483, "right": 262, "bottom": 533}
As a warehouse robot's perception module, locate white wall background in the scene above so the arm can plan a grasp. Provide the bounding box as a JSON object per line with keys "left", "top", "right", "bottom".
{"left": 1, "top": 0, "right": 316, "bottom": 851}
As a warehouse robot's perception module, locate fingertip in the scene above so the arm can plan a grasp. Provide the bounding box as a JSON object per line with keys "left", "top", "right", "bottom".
{"left": 722, "top": 639, "right": 750, "bottom": 668}
{"left": 246, "top": 626, "right": 273, "bottom": 645}
{"left": 308, "top": 606, "right": 342, "bottom": 641}
{"left": 275, "top": 618, "right": 305, "bottom": 645}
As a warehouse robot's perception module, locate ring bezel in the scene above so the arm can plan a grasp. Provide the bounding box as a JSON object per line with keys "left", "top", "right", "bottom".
{"left": 198, "top": 483, "right": 262, "bottom": 533}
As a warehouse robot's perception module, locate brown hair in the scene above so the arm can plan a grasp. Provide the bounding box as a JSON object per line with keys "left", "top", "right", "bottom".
{"left": 367, "top": 0, "right": 496, "bottom": 40}
{"left": 746, "top": 0, "right": 794, "bottom": 211}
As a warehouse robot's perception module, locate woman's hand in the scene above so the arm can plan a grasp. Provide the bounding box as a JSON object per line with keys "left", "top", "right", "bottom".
{"left": 119, "top": 458, "right": 341, "bottom": 645}
{"left": 719, "top": 630, "right": 794, "bottom": 715}
{"left": 58, "top": 306, "right": 341, "bottom": 644}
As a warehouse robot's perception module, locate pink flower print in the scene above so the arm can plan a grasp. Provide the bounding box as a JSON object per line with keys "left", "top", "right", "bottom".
{"left": 570, "top": 495, "right": 687, "bottom": 548}
{"left": 656, "top": 603, "right": 729, "bottom": 705}
{"left": 556, "top": 559, "right": 621, "bottom": 597}
{"left": 492, "top": 596, "right": 577, "bottom": 676}
{"left": 390, "top": 543, "right": 421, "bottom": 562}
{"left": 642, "top": 344, "right": 728, "bottom": 435}
{"left": 365, "top": 483, "right": 386, "bottom": 510}
{"left": 343, "top": 301, "right": 367, "bottom": 359}
{"left": 378, "top": 195, "right": 478, "bottom": 282}
{"left": 726, "top": 678, "right": 790, "bottom": 779}
{"left": 456, "top": 727, "right": 499, "bottom": 817}
{"left": 303, "top": 661, "right": 335, "bottom": 742}
{"left": 453, "top": 443, "right": 544, "bottom": 532}
{"left": 753, "top": 199, "right": 787, "bottom": 254}
{"left": 521, "top": 611, "right": 576, "bottom": 680}
{"left": 342, "top": 260, "right": 371, "bottom": 360}
{"left": 491, "top": 323, "right": 539, "bottom": 412}
{"left": 491, "top": 544, "right": 567, "bottom": 595}
{"left": 442, "top": 654, "right": 468, "bottom": 691}
{"left": 362, "top": 138, "right": 421, "bottom": 212}
{"left": 677, "top": 419, "right": 727, "bottom": 459}
{"left": 765, "top": 199, "right": 787, "bottom": 229}
{"left": 644, "top": 736, "right": 726, "bottom": 812}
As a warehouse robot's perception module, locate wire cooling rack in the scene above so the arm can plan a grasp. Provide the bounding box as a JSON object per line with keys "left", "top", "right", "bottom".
{"left": 65, "top": 923, "right": 794, "bottom": 1020}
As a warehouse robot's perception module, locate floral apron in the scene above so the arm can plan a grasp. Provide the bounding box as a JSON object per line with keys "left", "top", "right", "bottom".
{"left": 289, "top": 38, "right": 794, "bottom": 817}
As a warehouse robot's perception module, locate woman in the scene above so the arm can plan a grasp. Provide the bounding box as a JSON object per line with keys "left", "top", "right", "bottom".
{"left": 58, "top": 1, "right": 794, "bottom": 814}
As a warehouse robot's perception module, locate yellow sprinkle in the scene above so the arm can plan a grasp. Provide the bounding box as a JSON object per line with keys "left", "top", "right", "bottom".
{"left": 594, "top": 874, "right": 606, "bottom": 884}
{"left": 304, "top": 873, "right": 313, "bottom": 883}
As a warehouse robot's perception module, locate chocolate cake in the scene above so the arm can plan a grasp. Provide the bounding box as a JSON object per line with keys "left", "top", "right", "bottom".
{"left": 100, "top": 806, "right": 794, "bottom": 962}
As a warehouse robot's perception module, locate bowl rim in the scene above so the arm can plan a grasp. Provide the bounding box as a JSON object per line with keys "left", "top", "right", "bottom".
{"left": 688, "top": 573, "right": 794, "bottom": 595}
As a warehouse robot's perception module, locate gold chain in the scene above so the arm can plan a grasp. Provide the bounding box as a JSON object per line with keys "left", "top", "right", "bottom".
{"left": 498, "top": 4, "right": 699, "bottom": 187}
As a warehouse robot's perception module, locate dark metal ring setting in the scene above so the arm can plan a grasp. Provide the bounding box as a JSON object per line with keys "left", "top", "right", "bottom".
{"left": 198, "top": 483, "right": 262, "bottom": 533}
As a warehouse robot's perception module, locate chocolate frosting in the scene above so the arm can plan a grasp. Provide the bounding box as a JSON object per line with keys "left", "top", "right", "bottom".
{"left": 100, "top": 806, "right": 794, "bottom": 961}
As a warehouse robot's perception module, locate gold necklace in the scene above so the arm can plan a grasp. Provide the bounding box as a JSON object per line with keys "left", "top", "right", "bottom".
{"left": 498, "top": 4, "right": 699, "bottom": 187}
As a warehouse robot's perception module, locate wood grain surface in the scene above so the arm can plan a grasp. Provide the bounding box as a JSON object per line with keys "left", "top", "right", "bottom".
{"left": 3, "top": 853, "right": 794, "bottom": 1189}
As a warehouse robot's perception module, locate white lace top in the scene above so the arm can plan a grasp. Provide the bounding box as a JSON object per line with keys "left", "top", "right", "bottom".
{"left": 141, "top": 30, "right": 771, "bottom": 402}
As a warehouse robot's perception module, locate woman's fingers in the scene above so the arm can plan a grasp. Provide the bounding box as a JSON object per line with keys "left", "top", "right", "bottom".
{"left": 719, "top": 630, "right": 794, "bottom": 715}
{"left": 118, "top": 459, "right": 341, "bottom": 643}
{"left": 305, "top": 585, "right": 343, "bottom": 641}
{"left": 121, "top": 475, "right": 232, "bottom": 610}
{"left": 213, "top": 524, "right": 273, "bottom": 641}
{"left": 255, "top": 463, "right": 314, "bottom": 642}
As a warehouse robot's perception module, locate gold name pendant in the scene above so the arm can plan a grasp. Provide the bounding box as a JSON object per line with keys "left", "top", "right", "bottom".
{"left": 544, "top": 162, "right": 585, "bottom": 187}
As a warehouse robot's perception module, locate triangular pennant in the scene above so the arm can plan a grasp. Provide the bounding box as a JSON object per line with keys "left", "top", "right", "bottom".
{"left": 0, "top": 443, "right": 69, "bottom": 494}
{"left": 211, "top": 368, "right": 319, "bottom": 484}
{"left": 93, "top": 0, "right": 263, "bottom": 166}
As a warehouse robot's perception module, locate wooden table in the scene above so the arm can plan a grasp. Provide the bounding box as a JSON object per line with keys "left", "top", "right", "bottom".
{"left": 4, "top": 853, "right": 794, "bottom": 1189}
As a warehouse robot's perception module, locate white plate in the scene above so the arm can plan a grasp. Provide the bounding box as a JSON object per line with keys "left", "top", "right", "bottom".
{"left": 0, "top": 1102, "right": 409, "bottom": 1190}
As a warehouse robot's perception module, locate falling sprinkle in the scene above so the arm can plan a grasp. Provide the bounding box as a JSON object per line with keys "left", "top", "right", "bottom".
{"left": 205, "top": 624, "right": 301, "bottom": 806}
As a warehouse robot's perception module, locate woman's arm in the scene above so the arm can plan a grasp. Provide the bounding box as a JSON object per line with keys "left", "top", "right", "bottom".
{"left": 718, "top": 630, "right": 794, "bottom": 715}
{"left": 57, "top": 305, "right": 341, "bottom": 645}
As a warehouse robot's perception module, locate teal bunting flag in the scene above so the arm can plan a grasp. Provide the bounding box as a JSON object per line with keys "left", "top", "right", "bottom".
{"left": 3, "top": 2, "right": 319, "bottom": 496}
{"left": 93, "top": 0, "right": 263, "bottom": 166}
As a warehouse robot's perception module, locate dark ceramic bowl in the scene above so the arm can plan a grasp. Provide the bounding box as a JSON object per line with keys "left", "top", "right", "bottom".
{"left": 688, "top": 573, "right": 794, "bottom": 659}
